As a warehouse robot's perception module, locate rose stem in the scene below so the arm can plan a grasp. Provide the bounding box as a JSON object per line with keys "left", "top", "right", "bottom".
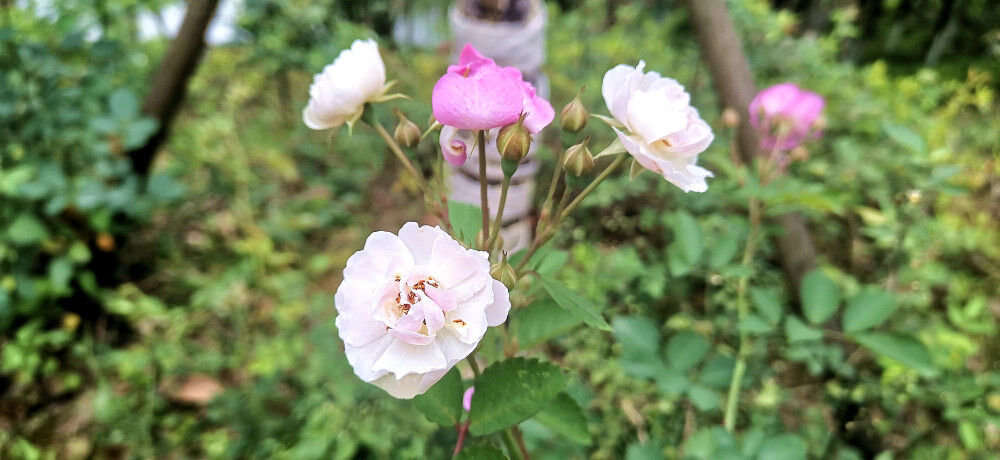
{"left": 502, "top": 427, "right": 527, "bottom": 460}
{"left": 371, "top": 118, "right": 446, "bottom": 221}
{"left": 487, "top": 175, "right": 511, "bottom": 252}
{"left": 477, "top": 130, "right": 491, "bottom": 249}
{"left": 723, "top": 195, "right": 762, "bottom": 432}
{"left": 556, "top": 153, "right": 628, "bottom": 222}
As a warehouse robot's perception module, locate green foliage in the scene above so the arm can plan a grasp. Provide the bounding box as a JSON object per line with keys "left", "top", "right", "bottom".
{"left": 412, "top": 368, "right": 465, "bottom": 426}
{"left": 469, "top": 358, "right": 568, "bottom": 436}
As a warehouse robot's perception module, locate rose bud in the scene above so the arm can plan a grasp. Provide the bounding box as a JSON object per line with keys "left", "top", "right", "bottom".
{"left": 393, "top": 109, "right": 421, "bottom": 147}
{"left": 563, "top": 137, "right": 595, "bottom": 177}
{"left": 497, "top": 113, "right": 532, "bottom": 164}
{"left": 560, "top": 86, "right": 589, "bottom": 132}
{"left": 490, "top": 253, "right": 517, "bottom": 289}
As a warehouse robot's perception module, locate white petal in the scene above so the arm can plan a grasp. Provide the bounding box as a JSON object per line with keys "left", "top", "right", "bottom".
{"left": 373, "top": 338, "right": 448, "bottom": 378}
{"left": 334, "top": 281, "right": 388, "bottom": 347}
{"left": 602, "top": 64, "right": 635, "bottom": 122}
{"left": 426, "top": 237, "right": 489, "bottom": 301}
{"left": 344, "top": 335, "right": 393, "bottom": 382}
{"left": 484, "top": 280, "right": 511, "bottom": 327}
{"left": 625, "top": 88, "right": 689, "bottom": 143}
{"left": 343, "top": 231, "right": 414, "bottom": 286}
{"left": 372, "top": 372, "right": 424, "bottom": 398}
{"left": 397, "top": 222, "right": 444, "bottom": 266}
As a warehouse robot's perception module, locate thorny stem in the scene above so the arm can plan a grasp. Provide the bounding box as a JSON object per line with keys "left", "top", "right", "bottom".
{"left": 487, "top": 175, "right": 511, "bottom": 252}
{"left": 723, "top": 196, "right": 762, "bottom": 432}
{"left": 478, "top": 130, "right": 491, "bottom": 249}
{"left": 557, "top": 153, "right": 628, "bottom": 222}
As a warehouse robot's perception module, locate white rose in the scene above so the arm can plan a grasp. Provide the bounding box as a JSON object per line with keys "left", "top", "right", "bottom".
{"left": 335, "top": 222, "right": 511, "bottom": 398}
{"left": 303, "top": 39, "right": 387, "bottom": 130}
{"left": 602, "top": 61, "right": 714, "bottom": 192}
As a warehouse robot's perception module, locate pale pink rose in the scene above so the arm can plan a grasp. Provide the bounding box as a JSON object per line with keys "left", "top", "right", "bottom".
{"left": 432, "top": 44, "right": 554, "bottom": 165}
{"left": 303, "top": 39, "right": 387, "bottom": 130}
{"left": 602, "top": 61, "right": 714, "bottom": 193}
{"left": 335, "top": 223, "right": 511, "bottom": 399}
{"left": 438, "top": 125, "right": 478, "bottom": 167}
{"left": 749, "top": 83, "right": 825, "bottom": 151}
{"left": 463, "top": 386, "right": 475, "bottom": 412}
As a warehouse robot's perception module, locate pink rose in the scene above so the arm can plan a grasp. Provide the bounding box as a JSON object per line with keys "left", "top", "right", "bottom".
{"left": 749, "top": 83, "right": 825, "bottom": 151}
{"left": 432, "top": 44, "right": 554, "bottom": 165}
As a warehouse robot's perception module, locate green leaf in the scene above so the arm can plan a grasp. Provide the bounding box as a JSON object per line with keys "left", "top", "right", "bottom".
{"left": 625, "top": 442, "right": 664, "bottom": 460}
{"left": 800, "top": 270, "right": 840, "bottom": 324}
{"left": 785, "top": 316, "right": 824, "bottom": 342}
{"left": 147, "top": 172, "right": 186, "bottom": 201}
{"left": 514, "top": 299, "right": 584, "bottom": 349}
{"left": 667, "top": 211, "right": 704, "bottom": 277}
{"left": 7, "top": 213, "right": 49, "bottom": 245}
{"left": 686, "top": 384, "right": 719, "bottom": 411}
{"left": 698, "top": 355, "right": 735, "bottom": 389}
{"left": 842, "top": 287, "right": 896, "bottom": 333}
{"left": 532, "top": 392, "right": 591, "bottom": 445}
{"left": 852, "top": 332, "right": 937, "bottom": 377}
{"left": 664, "top": 331, "right": 709, "bottom": 372}
{"left": 468, "top": 358, "right": 568, "bottom": 436}
{"left": 456, "top": 442, "right": 509, "bottom": 460}
{"left": 613, "top": 316, "right": 665, "bottom": 379}
{"left": 537, "top": 276, "right": 612, "bottom": 331}
{"left": 655, "top": 372, "right": 690, "bottom": 395}
{"left": 109, "top": 88, "right": 139, "bottom": 119}
{"left": 448, "top": 201, "right": 482, "bottom": 247}
{"left": 739, "top": 314, "right": 774, "bottom": 335}
{"left": 48, "top": 258, "right": 73, "bottom": 290}
{"left": 756, "top": 434, "right": 807, "bottom": 460}
{"left": 708, "top": 232, "right": 740, "bottom": 269}
{"left": 883, "top": 122, "right": 926, "bottom": 155}
{"left": 411, "top": 367, "right": 464, "bottom": 427}
{"left": 750, "top": 287, "right": 783, "bottom": 324}
{"left": 124, "top": 118, "right": 158, "bottom": 149}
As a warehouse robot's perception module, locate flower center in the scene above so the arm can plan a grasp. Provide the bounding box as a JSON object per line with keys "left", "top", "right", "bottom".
{"left": 379, "top": 274, "right": 445, "bottom": 336}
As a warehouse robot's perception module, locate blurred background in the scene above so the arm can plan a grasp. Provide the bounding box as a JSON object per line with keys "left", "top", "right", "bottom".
{"left": 1, "top": 0, "right": 998, "bottom": 458}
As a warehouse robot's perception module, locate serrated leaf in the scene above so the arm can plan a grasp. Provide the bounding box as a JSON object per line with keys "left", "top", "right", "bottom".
{"left": 456, "top": 442, "right": 509, "bottom": 460}
{"left": 852, "top": 332, "right": 937, "bottom": 377}
{"left": 532, "top": 392, "right": 591, "bottom": 445}
{"left": 537, "top": 276, "right": 612, "bottom": 331}
{"left": 785, "top": 316, "right": 823, "bottom": 342}
{"left": 411, "top": 367, "right": 464, "bottom": 426}
{"left": 800, "top": 270, "right": 840, "bottom": 324}
{"left": 514, "top": 299, "right": 584, "bottom": 349}
{"left": 842, "top": 286, "right": 896, "bottom": 332}
{"left": 750, "top": 287, "right": 783, "bottom": 324}
{"left": 665, "top": 331, "right": 708, "bottom": 371}
{"left": 448, "top": 201, "right": 483, "bottom": 247}
{"left": 468, "top": 358, "right": 568, "bottom": 435}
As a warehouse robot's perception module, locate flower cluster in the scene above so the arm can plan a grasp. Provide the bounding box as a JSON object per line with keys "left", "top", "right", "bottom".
{"left": 335, "top": 223, "right": 510, "bottom": 398}
{"left": 602, "top": 61, "right": 715, "bottom": 193}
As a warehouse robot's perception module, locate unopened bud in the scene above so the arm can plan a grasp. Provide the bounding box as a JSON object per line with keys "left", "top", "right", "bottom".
{"left": 563, "top": 137, "right": 594, "bottom": 176}
{"left": 497, "top": 113, "right": 532, "bottom": 163}
{"left": 393, "top": 109, "right": 421, "bottom": 147}
{"left": 490, "top": 253, "right": 517, "bottom": 289}
{"left": 812, "top": 115, "right": 827, "bottom": 131}
{"left": 722, "top": 107, "right": 741, "bottom": 128}
{"left": 560, "top": 86, "right": 589, "bottom": 132}
{"left": 790, "top": 146, "right": 809, "bottom": 162}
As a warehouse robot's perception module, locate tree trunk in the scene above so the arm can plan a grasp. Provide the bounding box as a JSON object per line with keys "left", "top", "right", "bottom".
{"left": 681, "top": 0, "right": 818, "bottom": 295}
{"left": 129, "top": 0, "right": 220, "bottom": 176}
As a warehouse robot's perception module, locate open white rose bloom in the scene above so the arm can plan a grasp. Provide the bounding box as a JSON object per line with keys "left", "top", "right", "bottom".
{"left": 302, "top": 39, "right": 387, "bottom": 130}
{"left": 335, "top": 222, "right": 511, "bottom": 398}
{"left": 602, "top": 61, "right": 715, "bottom": 192}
